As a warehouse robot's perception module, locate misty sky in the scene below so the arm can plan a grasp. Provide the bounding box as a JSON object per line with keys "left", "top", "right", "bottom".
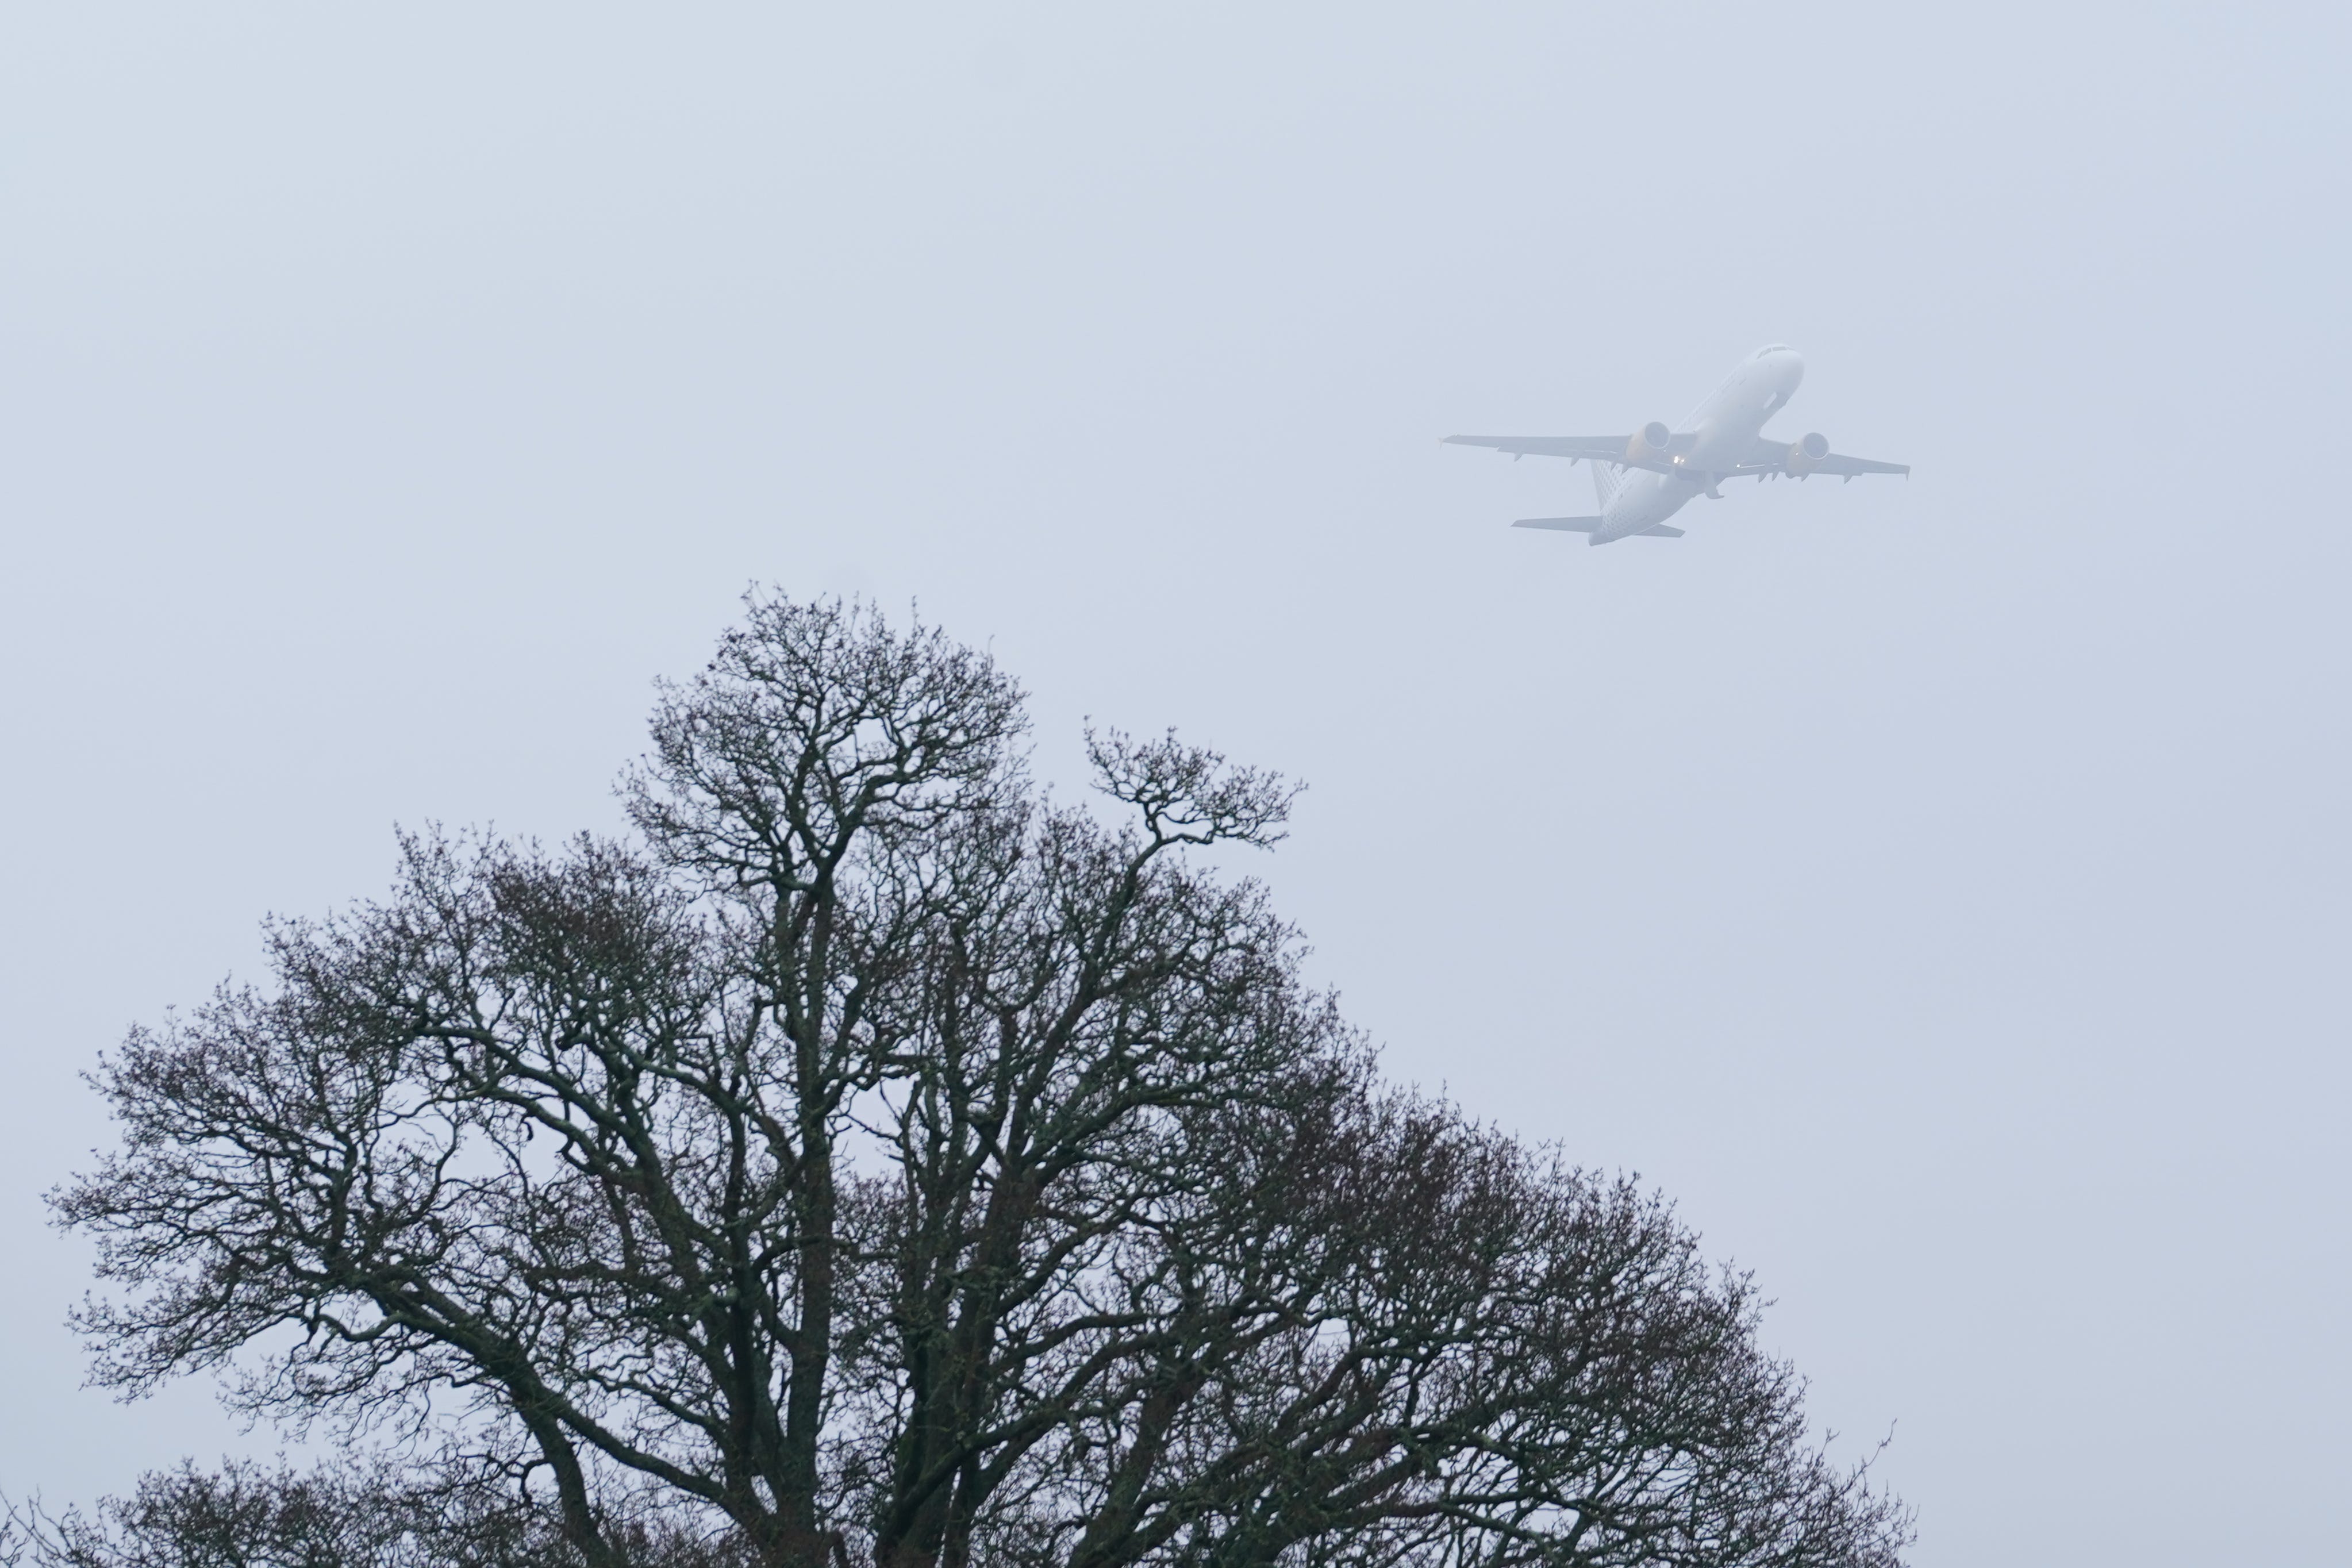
{"left": 3, "top": 6, "right": 2347, "bottom": 1564}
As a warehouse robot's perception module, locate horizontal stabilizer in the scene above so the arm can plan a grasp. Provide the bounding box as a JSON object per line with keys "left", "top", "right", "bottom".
{"left": 1514, "top": 517, "right": 1685, "bottom": 540}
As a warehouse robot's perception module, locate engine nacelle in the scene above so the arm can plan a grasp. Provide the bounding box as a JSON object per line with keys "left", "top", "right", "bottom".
{"left": 1786, "top": 431, "right": 1831, "bottom": 473}
{"left": 1627, "top": 420, "right": 1674, "bottom": 463}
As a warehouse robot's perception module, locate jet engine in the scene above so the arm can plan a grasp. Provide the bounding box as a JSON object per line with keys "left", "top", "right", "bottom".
{"left": 1786, "top": 431, "right": 1831, "bottom": 473}
{"left": 1627, "top": 421, "right": 1674, "bottom": 463}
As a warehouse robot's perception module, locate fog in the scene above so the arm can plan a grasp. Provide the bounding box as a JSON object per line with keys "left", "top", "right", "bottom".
{"left": 2, "top": 5, "right": 2345, "bottom": 1563}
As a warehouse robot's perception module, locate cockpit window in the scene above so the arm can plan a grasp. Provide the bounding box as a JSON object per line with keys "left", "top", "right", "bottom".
{"left": 1754, "top": 344, "right": 1791, "bottom": 358}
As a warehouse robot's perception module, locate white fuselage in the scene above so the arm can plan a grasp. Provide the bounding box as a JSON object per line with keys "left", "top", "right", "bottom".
{"left": 1594, "top": 347, "right": 1806, "bottom": 543}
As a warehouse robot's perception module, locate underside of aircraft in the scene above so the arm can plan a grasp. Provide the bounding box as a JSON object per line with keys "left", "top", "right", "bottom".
{"left": 1444, "top": 348, "right": 1908, "bottom": 544}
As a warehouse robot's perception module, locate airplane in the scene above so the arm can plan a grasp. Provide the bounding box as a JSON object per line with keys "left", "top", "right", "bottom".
{"left": 1442, "top": 346, "right": 1908, "bottom": 545}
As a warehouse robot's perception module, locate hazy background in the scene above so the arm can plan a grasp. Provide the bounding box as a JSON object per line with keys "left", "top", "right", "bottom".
{"left": 3, "top": 5, "right": 2346, "bottom": 1562}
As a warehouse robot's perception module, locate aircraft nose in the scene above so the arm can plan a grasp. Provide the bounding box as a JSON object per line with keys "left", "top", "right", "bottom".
{"left": 1777, "top": 349, "right": 1805, "bottom": 392}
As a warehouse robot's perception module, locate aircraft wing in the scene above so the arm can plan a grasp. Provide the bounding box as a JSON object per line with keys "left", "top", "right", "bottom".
{"left": 1441, "top": 433, "right": 1684, "bottom": 474}
{"left": 1733, "top": 436, "right": 1909, "bottom": 478}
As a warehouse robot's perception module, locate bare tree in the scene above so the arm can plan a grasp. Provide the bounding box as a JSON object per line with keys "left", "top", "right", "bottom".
{"left": 52, "top": 593, "right": 1911, "bottom": 1568}
{"left": 1, "top": 1456, "right": 748, "bottom": 1568}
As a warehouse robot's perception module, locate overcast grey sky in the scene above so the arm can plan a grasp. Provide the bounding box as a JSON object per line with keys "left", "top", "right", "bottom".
{"left": 3, "top": 5, "right": 2346, "bottom": 1563}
